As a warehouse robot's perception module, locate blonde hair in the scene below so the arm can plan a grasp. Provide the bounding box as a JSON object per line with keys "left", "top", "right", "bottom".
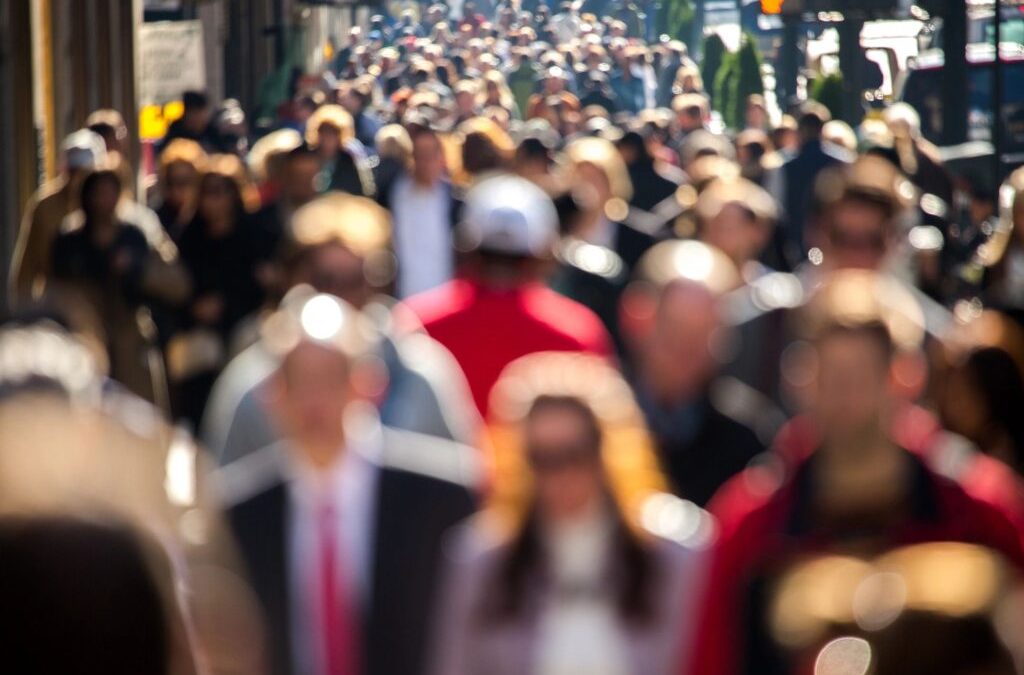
{"left": 485, "top": 352, "right": 668, "bottom": 532}
{"left": 565, "top": 136, "right": 633, "bottom": 203}
{"left": 374, "top": 124, "right": 413, "bottom": 165}
{"left": 202, "top": 153, "right": 260, "bottom": 213}
{"left": 305, "top": 104, "right": 355, "bottom": 147}
{"left": 158, "top": 139, "right": 207, "bottom": 189}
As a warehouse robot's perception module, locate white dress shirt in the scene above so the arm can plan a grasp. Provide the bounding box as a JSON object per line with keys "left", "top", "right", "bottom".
{"left": 391, "top": 175, "right": 454, "bottom": 299}
{"left": 534, "top": 509, "right": 631, "bottom": 675}
{"left": 286, "top": 436, "right": 380, "bottom": 675}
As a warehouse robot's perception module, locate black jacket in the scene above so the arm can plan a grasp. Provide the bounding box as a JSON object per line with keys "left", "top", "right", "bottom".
{"left": 224, "top": 428, "right": 478, "bottom": 675}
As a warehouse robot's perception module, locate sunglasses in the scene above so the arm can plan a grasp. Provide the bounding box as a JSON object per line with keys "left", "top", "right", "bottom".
{"left": 526, "top": 442, "right": 598, "bottom": 473}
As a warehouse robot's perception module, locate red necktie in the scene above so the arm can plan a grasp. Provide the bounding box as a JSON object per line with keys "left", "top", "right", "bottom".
{"left": 317, "top": 500, "right": 360, "bottom": 675}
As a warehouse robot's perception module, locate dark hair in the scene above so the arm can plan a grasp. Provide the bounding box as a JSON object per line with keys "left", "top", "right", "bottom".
{"left": 199, "top": 171, "right": 247, "bottom": 223}
{"left": 182, "top": 90, "right": 209, "bottom": 111}
{"left": 798, "top": 102, "right": 830, "bottom": 137}
{"left": 617, "top": 130, "right": 652, "bottom": 163}
{"left": 285, "top": 144, "right": 320, "bottom": 164}
{"left": 0, "top": 516, "right": 170, "bottom": 674}
{"left": 962, "top": 347, "right": 1024, "bottom": 473}
{"left": 481, "top": 396, "right": 657, "bottom": 625}
{"left": 79, "top": 169, "right": 123, "bottom": 223}
{"left": 817, "top": 320, "right": 895, "bottom": 363}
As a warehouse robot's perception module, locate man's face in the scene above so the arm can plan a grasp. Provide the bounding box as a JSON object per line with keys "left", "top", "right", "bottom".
{"left": 640, "top": 283, "right": 721, "bottom": 404}
{"left": 413, "top": 133, "right": 445, "bottom": 185}
{"left": 677, "top": 108, "right": 703, "bottom": 133}
{"left": 291, "top": 244, "right": 369, "bottom": 308}
{"left": 814, "top": 331, "right": 892, "bottom": 445}
{"left": 825, "top": 200, "right": 891, "bottom": 270}
{"left": 275, "top": 342, "right": 352, "bottom": 455}
{"left": 702, "top": 203, "right": 769, "bottom": 268}
{"left": 284, "top": 156, "right": 321, "bottom": 206}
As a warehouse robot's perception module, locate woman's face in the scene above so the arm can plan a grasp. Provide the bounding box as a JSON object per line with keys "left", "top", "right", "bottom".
{"left": 317, "top": 123, "right": 342, "bottom": 159}
{"left": 164, "top": 162, "right": 199, "bottom": 211}
{"left": 525, "top": 404, "right": 605, "bottom": 523}
{"left": 198, "top": 175, "right": 235, "bottom": 224}
{"left": 577, "top": 161, "right": 613, "bottom": 209}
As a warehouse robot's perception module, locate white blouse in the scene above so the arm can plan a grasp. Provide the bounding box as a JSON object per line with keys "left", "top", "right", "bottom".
{"left": 534, "top": 511, "right": 631, "bottom": 675}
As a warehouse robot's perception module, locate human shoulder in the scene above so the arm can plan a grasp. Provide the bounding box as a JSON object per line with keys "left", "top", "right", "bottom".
{"left": 379, "top": 425, "right": 481, "bottom": 491}
{"left": 215, "top": 442, "right": 289, "bottom": 509}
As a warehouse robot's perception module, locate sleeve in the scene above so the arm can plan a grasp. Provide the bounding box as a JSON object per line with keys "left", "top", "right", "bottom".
{"left": 425, "top": 528, "right": 485, "bottom": 675}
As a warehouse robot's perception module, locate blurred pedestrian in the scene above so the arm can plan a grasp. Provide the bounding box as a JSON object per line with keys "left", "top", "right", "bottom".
{"left": 220, "top": 289, "right": 478, "bottom": 675}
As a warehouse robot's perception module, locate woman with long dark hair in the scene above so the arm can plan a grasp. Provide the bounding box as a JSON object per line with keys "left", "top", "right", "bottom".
{"left": 50, "top": 159, "right": 190, "bottom": 410}
{"left": 431, "top": 352, "right": 705, "bottom": 675}
{"left": 941, "top": 345, "right": 1024, "bottom": 476}
{"left": 173, "top": 154, "right": 264, "bottom": 427}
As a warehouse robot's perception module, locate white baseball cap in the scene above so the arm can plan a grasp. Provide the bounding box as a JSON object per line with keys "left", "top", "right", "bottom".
{"left": 61, "top": 129, "right": 107, "bottom": 171}
{"left": 459, "top": 174, "right": 559, "bottom": 258}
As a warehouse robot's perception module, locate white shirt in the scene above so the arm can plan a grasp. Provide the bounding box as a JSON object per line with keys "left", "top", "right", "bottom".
{"left": 391, "top": 175, "right": 454, "bottom": 299}
{"left": 286, "top": 434, "right": 380, "bottom": 675}
{"left": 534, "top": 510, "right": 631, "bottom": 675}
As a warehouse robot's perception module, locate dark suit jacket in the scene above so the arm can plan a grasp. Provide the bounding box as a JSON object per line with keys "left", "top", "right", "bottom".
{"left": 223, "top": 427, "right": 478, "bottom": 675}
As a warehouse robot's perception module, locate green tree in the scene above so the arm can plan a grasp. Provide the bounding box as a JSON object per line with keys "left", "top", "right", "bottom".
{"left": 655, "top": 0, "right": 694, "bottom": 43}
{"left": 701, "top": 33, "right": 727, "bottom": 106}
{"left": 810, "top": 72, "right": 844, "bottom": 121}
{"left": 713, "top": 49, "right": 739, "bottom": 129}
{"left": 729, "top": 33, "right": 765, "bottom": 130}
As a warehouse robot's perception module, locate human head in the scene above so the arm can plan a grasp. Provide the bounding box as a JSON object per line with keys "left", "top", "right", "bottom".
{"left": 281, "top": 145, "right": 322, "bottom": 207}
{"left": 157, "top": 139, "right": 207, "bottom": 218}
{"left": 797, "top": 101, "right": 831, "bottom": 144}
{"left": 487, "top": 351, "right": 666, "bottom": 529}
{"left": 61, "top": 129, "right": 107, "bottom": 179}
{"left": 814, "top": 156, "right": 912, "bottom": 270}
{"left": 801, "top": 271, "right": 924, "bottom": 449}
{"left": 745, "top": 94, "right": 768, "bottom": 130}
{"left": 940, "top": 346, "right": 1024, "bottom": 473}
{"left": 374, "top": 124, "right": 413, "bottom": 167}
{"left": 86, "top": 109, "right": 129, "bottom": 155}
{"left": 459, "top": 117, "right": 513, "bottom": 177}
{"left": 284, "top": 193, "right": 393, "bottom": 308}
{"left": 79, "top": 163, "right": 124, "bottom": 224}
{"left": 0, "top": 517, "right": 171, "bottom": 674}
{"left": 672, "top": 93, "right": 709, "bottom": 134}
{"left": 181, "top": 90, "right": 211, "bottom": 133}
{"left": 696, "top": 177, "right": 777, "bottom": 269}
{"left": 621, "top": 241, "right": 740, "bottom": 404}
{"left": 564, "top": 136, "right": 633, "bottom": 217}
{"left": 264, "top": 290, "right": 376, "bottom": 469}
{"left": 304, "top": 104, "right": 355, "bottom": 160}
{"left": 410, "top": 126, "right": 446, "bottom": 186}
{"left": 197, "top": 154, "right": 254, "bottom": 227}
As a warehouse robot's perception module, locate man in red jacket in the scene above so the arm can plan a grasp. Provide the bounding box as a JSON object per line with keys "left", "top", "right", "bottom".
{"left": 687, "top": 272, "right": 1024, "bottom": 675}
{"left": 403, "top": 173, "right": 613, "bottom": 416}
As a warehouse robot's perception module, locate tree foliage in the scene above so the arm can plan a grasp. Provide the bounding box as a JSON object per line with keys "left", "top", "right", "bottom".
{"left": 655, "top": 0, "right": 694, "bottom": 44}
{"left": 712, "top": 33, "right": 765, "bottom": 130}
{"left": 810, "top": 72, "right": 844, "bottom": 122}
{"left": 701, "top": 33, "right": 727, "bottom": 108}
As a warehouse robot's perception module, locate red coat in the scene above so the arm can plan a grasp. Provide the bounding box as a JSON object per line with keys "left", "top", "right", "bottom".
{"left": 687, "top": 448, "right": 1024, "bottom": 675}
{"left": 403, "top": 279, "right": 614, "bottom": 416}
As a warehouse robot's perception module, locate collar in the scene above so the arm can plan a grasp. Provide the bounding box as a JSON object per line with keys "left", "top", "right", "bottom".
{"left": 784, "top": 449, "right": 940, "bottom": 538}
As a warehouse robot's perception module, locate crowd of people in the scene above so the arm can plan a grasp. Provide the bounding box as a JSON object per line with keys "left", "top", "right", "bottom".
{"left": 7, "top": 1, "right": 1024, "bottom": 674}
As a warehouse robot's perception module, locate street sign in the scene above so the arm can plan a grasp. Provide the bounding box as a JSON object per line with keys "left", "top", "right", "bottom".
{"left": 137, "top": 20, "right": 206, "bottom": 107}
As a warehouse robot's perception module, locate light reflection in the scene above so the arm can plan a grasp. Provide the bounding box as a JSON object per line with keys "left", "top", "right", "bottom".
{"left": 814, "top": 636, "right": 872, "bottom": 675}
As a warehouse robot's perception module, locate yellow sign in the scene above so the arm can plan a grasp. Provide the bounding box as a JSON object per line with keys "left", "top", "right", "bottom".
{"left": 139, "top": 101, "right": 184, "bottom": 140}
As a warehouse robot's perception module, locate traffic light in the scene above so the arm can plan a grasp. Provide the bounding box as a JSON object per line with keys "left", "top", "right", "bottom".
{"left": 761, "top": 0, "right": 784, "bottom": 13}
